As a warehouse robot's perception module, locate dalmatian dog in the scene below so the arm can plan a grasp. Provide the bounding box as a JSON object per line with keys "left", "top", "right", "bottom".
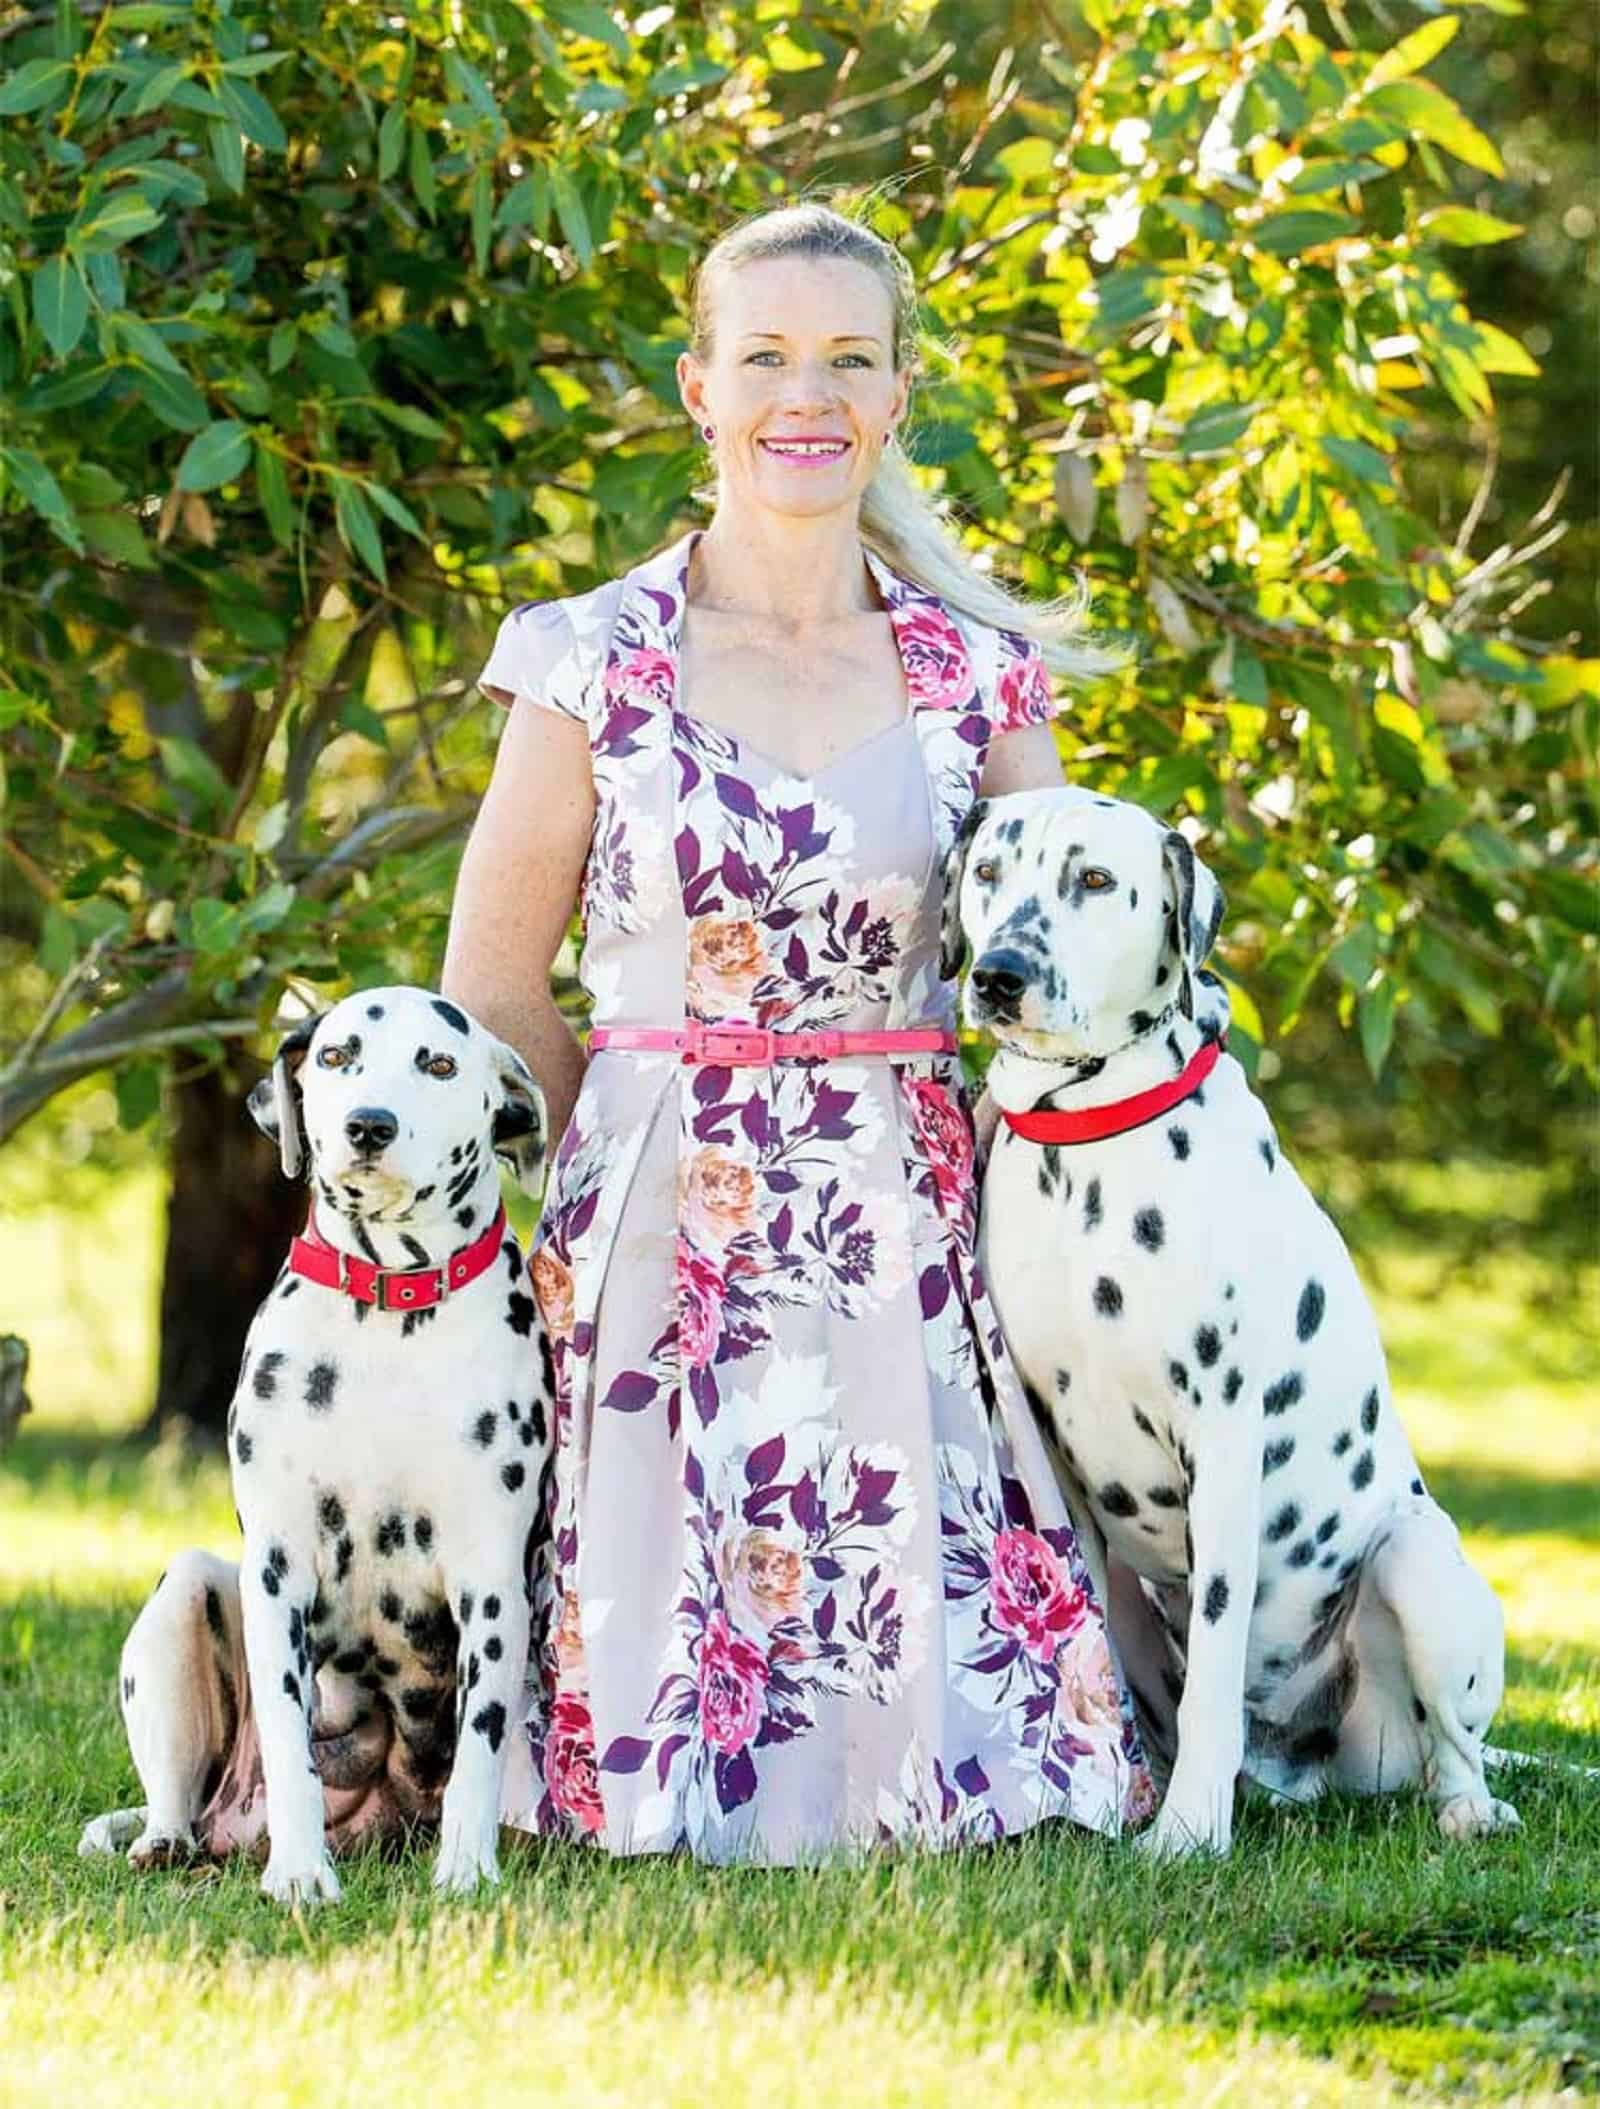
{"left": 79, "top": 986, "right": 551, "bottom": 1903}
{"left": 945, "top": 788, "right": 1519, "bottom": 1858}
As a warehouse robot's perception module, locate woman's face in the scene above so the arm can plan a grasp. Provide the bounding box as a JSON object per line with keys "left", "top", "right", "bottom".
{"left": 679, "top": 255, "right": 910, "bottom": 521}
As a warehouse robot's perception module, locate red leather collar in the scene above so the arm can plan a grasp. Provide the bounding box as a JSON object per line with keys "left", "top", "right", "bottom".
{"left": 288, "top": 1204, "right": 510, "bottom": 1313}
{"left": 1000, "top": 1040, "right": 1221, "bottom": 1146}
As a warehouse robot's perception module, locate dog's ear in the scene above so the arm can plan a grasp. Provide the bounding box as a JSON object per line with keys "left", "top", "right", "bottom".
{"left": 939, "top": 798, "right": 990, "bottom": 983}
{"left": 1159, "top": 831, "right": 1225, "bottom": 1018}
{"left": 489, "top": 1037, "right": 547, "bottom": 1197}
{"left": 247, "top": 1011, "right": 324, "bottom": 1180}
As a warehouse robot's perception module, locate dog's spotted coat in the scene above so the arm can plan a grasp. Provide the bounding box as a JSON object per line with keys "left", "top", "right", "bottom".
{"left": 947, "top": 789, "right": 1518, "bottom": 1857}
{"left": 79, "top": 987, "right": 552, "bottom": 1903}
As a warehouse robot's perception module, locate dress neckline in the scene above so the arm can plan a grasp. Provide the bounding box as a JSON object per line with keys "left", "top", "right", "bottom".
{"left": 669, "top": 528, "right": 917, "bottom": 786}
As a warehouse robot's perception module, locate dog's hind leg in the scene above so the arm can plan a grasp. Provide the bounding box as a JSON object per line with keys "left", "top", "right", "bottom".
{"left": 85, "top": 1549, "right": 244, "bottom": 1866}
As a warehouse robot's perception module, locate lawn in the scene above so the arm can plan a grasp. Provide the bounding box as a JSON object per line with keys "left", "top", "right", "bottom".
{"left": 0, "top": 1157, "right": 1596, "bottom": 2106}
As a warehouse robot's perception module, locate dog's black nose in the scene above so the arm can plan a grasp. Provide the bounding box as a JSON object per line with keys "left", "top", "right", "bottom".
{"left": 969, "top": 950, "right": 1032, "bottom": 1013}
{"left": 344, "top": 1107, "right": 398, "bottom": 1153}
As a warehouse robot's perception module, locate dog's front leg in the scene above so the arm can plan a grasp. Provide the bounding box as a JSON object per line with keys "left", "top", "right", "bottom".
{"left": 1141, "top": 1403, "right": 1262, "bottom": 1858}
{"left": 239, "top": 1539, "right": 341, "bottom": 1906}
{"left": 434, "top": 1574, "right": 532, "bottom": 1895}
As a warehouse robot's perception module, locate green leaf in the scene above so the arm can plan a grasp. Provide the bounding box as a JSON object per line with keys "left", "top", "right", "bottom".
{"left": 1365, "top": 15, "right": 1460, "bottom": 89}
{"left": 190, "top": 896, "right": 239, "bottom": 953}
{"left": 550, "top": 164, "right": 592, "bottom": 266}
{"left": 73, "top": 191, "right": 163, "bottom": 252}
{"left": 1358, "top": 977, "right": 1396, "bottom": 1078}
{"left": 158, "top": 736, "right": 231, "bottom": 811}
{"left": 378, "top": 100, "right": 407, "bottom": 181}
{"left": 1286, "top": 158, "right": 1388, "bottom": 194}
{"left": 0, "top": 446, "right": 83, "bottom": 551}
{"left": 1365, "top": 82, "right": 1503, "bottom": 176}
{"left": 544, "top": 0, "right": 631, "bottom": 59}
{"left": 216, "top": 74, "right": 287, "bottom": 152}
{"left": 1251, "top": 210, "right": 1360, "bottom": 256}
{"left": 238, "top": 880, "right": 296, "bottom": 934}
{"left": 470, "top": 164, "right": 493, "bottom": 275}
{"left": 1177, "top": 403, "right": 1256, "bottom": 455}
{"left": 371, "top": 400, "right": 448, "bottom": 440}
{"left": 131, "top": 61, "right": 190, "bottom": 117}
{"left": 332, "top": 477, "right": 387, "bottom": 585}
{"left": 33, "top": 253, "right": 89, "bottom": 359}
{"left": 1417, "top": 207, "right": 1522, "bottom": 245}
{"left": 363, "top": 479, "right": 426, "bottom": 541}
{"left": 1092, "top": 265, "right": 1165, "bottom": 329}
{"left": 408, "top": 121, "right": 437, "bottom": 219}
{"left": 254, "top": 440, "right": 295, "bottom": 547}
{"left": 1330, "top": 923, "right": 1379, "bottom": 990}
{"left": 80, "top": 507, "right": 157, "bottom": 570}
{"left": 209, "top": 116, "right": 246, "bottom": 194}
{"left": 1470, "top": 320, "right": 1540, "bottom": 376}
{"left": 1321, "top": 435, "right": 1393, "bottom": 487}
{"left": 176, "top": 420, "right": 252, "bottom": 493}
{"left": 115, "top": 1060, "right": 163, "bottom": 1130}
{"left": 0, "top": 57, "right": 74, "bottom": 116}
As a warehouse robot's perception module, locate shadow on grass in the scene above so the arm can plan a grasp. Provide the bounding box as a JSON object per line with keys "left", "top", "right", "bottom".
{"left": 1, "top": 1422, "right": 229, "bottom": 1501}
{"left": 1423, "top": 1459, "right": 1600, "bottom": 1546}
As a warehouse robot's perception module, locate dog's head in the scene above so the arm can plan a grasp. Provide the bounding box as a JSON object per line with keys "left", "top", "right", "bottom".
{"left": 247, "top": 986, "right": 546, "bottom": 1218}
{"left": 943, "top": 787, "right": 1224, "bottom": 1055}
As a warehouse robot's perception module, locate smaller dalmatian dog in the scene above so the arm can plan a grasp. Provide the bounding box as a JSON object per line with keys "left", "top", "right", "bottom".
{"left": 946, "top": 788, "right": 1519, "bottom": 1857}
{"left": 79, "top": 987, "right": 551, "bottom": 1903}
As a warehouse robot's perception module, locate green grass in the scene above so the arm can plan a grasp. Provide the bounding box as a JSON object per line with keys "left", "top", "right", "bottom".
{"left": 1, "top": 1159, "right": 1597, "bottom": 2105}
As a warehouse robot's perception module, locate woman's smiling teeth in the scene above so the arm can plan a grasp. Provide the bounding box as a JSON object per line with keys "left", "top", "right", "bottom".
{"left": 760, "top": 437, "right": 851, "bottom": 461}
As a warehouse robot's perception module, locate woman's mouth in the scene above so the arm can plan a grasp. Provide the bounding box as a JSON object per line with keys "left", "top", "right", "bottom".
{"left": 758, "top": 438, "right": 852, "bottom": 467}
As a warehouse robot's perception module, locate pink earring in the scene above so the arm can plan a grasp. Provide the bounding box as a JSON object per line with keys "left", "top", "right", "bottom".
{"left": 701, "top": 424, "right": 715, "bottom": 443}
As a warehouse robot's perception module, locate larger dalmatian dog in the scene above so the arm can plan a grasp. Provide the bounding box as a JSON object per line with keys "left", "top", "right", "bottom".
{"left": 79, "top": 987, "right": 551, "bottom": 1902}
{"left": 946, "top": 787, "right": 1519, "bottom": 1857}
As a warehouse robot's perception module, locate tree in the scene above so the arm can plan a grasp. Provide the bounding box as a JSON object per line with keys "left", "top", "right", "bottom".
{"left": 1, "top": 0, "right": 1593, "bottom": 1430}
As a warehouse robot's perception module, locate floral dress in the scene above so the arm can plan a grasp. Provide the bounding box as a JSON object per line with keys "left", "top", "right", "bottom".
{"left": 477, "top": 527, "right": 1153, "bottom": 1861}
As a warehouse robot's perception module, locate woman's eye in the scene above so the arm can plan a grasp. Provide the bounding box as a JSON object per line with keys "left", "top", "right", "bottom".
{"left": 1081, "top": 868, "right": 1114, "bottom": 891}
{"left": 425, "top": 1054, "right": 457, "bottom": 1079}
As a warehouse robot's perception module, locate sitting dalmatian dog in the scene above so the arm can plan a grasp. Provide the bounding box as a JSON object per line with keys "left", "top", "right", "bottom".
{"left": 946, "top": 788, "right": 1519, "bottom": 1857}
{"left": 79, "top": 986, "right": 551, "bottom": 1903}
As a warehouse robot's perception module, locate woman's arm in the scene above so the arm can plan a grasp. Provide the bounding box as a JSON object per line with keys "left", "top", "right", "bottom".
{"left": 441, "top": 700, "right": 596, "bottom": 1148}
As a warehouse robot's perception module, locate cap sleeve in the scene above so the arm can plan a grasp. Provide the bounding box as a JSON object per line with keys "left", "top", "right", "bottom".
{"left": 990, "top": 631, "right": 1057, "bottom": 735}
{"left": 476, "top": 599, "right": 591, "bottom": 725}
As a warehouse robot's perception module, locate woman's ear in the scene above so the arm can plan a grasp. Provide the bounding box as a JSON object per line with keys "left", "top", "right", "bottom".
{"left": 939, "top": 799, "right": 989, "bottom": 983}
{"left": 246, "top": 1011, "right": 324, "bottom": 1180}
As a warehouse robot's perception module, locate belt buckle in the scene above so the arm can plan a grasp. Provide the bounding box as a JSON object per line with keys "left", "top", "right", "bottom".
{"left": 693, "top": 1023, "right": 774, "bottom": 1066}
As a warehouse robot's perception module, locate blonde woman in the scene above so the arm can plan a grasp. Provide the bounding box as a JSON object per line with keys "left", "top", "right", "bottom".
{"left": 444, "top": 201, "right": 1155, "bottom": 1860}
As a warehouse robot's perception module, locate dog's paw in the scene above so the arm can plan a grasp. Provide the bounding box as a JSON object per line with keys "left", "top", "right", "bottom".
{"left": 77, "top": 1807, "right": 149, "bottom": 1859}
{"left": 261, "top": 1851, "right": 342, "bottom": 1906}
{"left": 128, "top": 1825, "right": 203, "bottom": 1871}
{"left": 1436, "top": 1792, "right": 1521, "bottom": 1840}
{"left": 432, "top": 1839, "right": 500, "bottom": 1897}
{"left": 1135, "top": 1804, "right": 1231, "bottom": 1861}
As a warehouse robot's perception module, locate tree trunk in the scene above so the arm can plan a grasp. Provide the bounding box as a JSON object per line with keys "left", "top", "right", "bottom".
{"left": 148, "top": 1062, "right": 305, "bottom": 1442}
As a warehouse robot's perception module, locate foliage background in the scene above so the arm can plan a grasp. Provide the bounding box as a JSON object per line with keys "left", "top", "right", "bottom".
{"left": 0, "top": 0, "right": 1595, "bottom": 1396}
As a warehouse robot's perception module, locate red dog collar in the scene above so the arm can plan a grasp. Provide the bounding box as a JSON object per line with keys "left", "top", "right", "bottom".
{"left": 288, "top": 1203, "right": 510, "bottom": 1313}
{"left": 1000, "top": 1040, "right": 1221, "bottom": 1146}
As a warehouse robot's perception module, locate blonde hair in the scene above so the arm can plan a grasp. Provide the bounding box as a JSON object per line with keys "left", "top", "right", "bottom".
{"left": 686, "top": 199, "right": 1122, "bottom": 682}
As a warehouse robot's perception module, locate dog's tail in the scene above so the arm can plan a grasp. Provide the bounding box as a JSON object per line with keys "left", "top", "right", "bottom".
{"left": 1483, "top": 1743, "right": 1600, "bottom": 1783}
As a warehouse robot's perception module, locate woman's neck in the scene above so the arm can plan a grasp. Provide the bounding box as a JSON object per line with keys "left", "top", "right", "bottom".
{"left": 689, "top": 513, "right": 879, "bottom": 626}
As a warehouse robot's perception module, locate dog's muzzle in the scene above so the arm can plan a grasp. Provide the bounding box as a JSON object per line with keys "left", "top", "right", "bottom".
{"left": 968, "top": 949, "right": 1034, "bottom": 1020}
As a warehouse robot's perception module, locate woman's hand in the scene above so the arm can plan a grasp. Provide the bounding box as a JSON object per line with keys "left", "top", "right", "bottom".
{"left": 441, "top": 698, "right": 596, "bottom": 1149}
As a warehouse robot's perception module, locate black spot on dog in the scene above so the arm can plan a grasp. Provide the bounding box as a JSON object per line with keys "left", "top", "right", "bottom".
{"left": 1288, "top": 1539, "right": 1316, "bottom": 1568}
{"left": 234, "top": 1429, "right": 253, "bottom": 1465}
{"left": 282, "top": 1671, "right": 302, "bottom": 1707}
{"left": 484, "top": 1635, "right": 503, "bottom": 1662}
{"left": 472, "top": 1700, "right": 507, "bottom": 1753}
{"left": 1132, "top": 1207, "right": 1165, "bottom": 1251}
{"left": 279, "top": 1278, "right": 301, "bottom": 1300}
{"left": 401, "top": 1687, "right": 438, "bottom": 1720}
{"left": 1128, "top": 1010, "right": 1155, "bottom": 1035}
{"left": 203, "top": 1585, "right": 228, "bottom": 1644}
{"left": 318, "top": 1493, "right": 346, "bottom": 1536}
{"left": 335, "top": 1533, "right": 354, "bottom": 1581}
{"left": 482, "top": 1595, "right": 501, "bottom": 1620}
{"left": 375, "top": 1513, "right": 406, "bottom": 1555}
{"left": 1332, "top": 1429, "right": 1353, "bottom": 1458}
{"left": 1267, "top": 1502, "right": 1301, "bottom": 1543}
{"left": 1099, "top": 1482, "right": 1139, "bottom": 1518}
{"left": 505, "top": 1292, "right": 536, "bottom": 1336}
{"left": 412, "top": 1514, "right": 434, "bottom": 1552}
{"left": 1410, "top": 1476, "right": 1426, "bottom": 1497}
{"left": 333, "top": 1647, "right": 368, "bottom": 1675}
{"left": 1316, "top": 1511, "right": 1340, "bottom": 1543}
{"left": 471, "top": 1409, "right": 498, "bottom": 1449}
{"left": 1167, "top": 1359, "right": 1189, "bottom": 1394}
{"left": 1167, "top": 1127, "right": 1190, "bottom": 1161}
{"left": 1083, "top": 1180, "right": 1102, "bottom": 1232}
{"left": 1131, "top": 1403, "right": 1158, "bottom": 1439}
{"left": 1055, "top": 1369, "right": 1072, "bottom": 1397}
{"left": 1413, "top": 1697, "right": 1427, "bottom": 1724}
{"left": 431, "top": 998, "right": 470, "bottom": 1036}
{"left": 459, "top": 1590, "right": 474, "bottom": 1624}
{"left": 1263, "top": 1372, "right": 1303, "bottom": 1417}
{"left": 367, "top": 1004, "right": 385, "bottom": 1020}
{"left": 379, "top": 1588, "right": 403, "bottom": 1622}
{"left": 1259, "top": 1138, "right": 1276, "bottom": 1173}
{"left": 252, "top": 1351, "right": 285, "bottom": 1401}
{"left": 1350, "top": 1449, "right": 1375, "bottom": 1491}
{"left": 1203, "top": 1574, "right": 1229, "bottom": 1623}
{"left": 455, "top": 1207, "right": 476, "bottom": 1231}
{"left": 305, "top": 1361, "right": 338, "bottom": 1412}
{"left": 261, "top": 1544, "right": 289, "bottom": 1597}
{"left": 1194, "top": 1325, "right": 1221, "bottom": 1368}
{"left": 122, "top": 1674, "right": 135, "bottom": 1704}
{"left": 501, "top": 1461, "right": 525, "bottom": 1492}
{"left": 1296, "top": 1280, "right": 1325, "bottom": 1342}
{"left": 1360, "top": 1387, "right": 1380, "bottom": 1435}
{"left": 1222, "top": 1367, "right": 1244, "bottom": 1405}
{"left": 374, "top": 1653, "right": 401, "bottom": 1677}
{"left": 1146, "top": 1485, "right": 1182, "bottom": 1509}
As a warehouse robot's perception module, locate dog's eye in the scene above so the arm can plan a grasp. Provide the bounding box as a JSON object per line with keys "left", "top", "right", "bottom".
{"left": 424, "top": 1053, "right": 457, "bottom": 1080}
{"left": 1081, "top": 868, "right": 1114, "bottom": 891}
{"left": 973, "top": 860, "right": 998, "bottom": 883}
{"left": 316, "top": 1045, "right": 348, "bottom": 1069}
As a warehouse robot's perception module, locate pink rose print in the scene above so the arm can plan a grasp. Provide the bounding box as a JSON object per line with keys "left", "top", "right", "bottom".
{"left": 678, "top": 1146, "right": 759, "bottom": 1252}
{"left": 530, "top": 1246, "right": 576, "bottom": 1340}
{"left": 605, "top": 644, "right": 676, "bottom": 710}
{"left": 720, "top": 1529, "right": 806, "bottom": 1632}
{"left": 686, "top": 915, "right": 769, "bottom": 1018}
{"left": 990, "top": 1528, "right": 1089, "bottom": 1662}
{"left": 546, "top": 1690, "right": 605, "bottom": 1834}
{"left": 1053, "top": 1622, "right": 1125, "bottom": 1737}
{"left": 901, "top": 1076, "right": 975, "bottom": 1212}
{"left": 676, "top": 1242, "right": 728, "bottom": 1369}
{"left": 894, "top": 602, "right": 977, "bottom": 711}
{"left": 698, "top": 1611, "right": 770, "bottom": 1754}
{"left": 993, "top": 643, "right": 1054, "bottom": 735}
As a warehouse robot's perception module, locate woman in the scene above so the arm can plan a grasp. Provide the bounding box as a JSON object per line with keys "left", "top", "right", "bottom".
{"left": 444, "top": 201, "right": 1155, "bottom": 1861}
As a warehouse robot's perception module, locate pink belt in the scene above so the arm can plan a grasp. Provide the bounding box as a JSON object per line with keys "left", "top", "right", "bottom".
{"left": 588, "top": 1023, "right": 957, "bottom": 1067}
